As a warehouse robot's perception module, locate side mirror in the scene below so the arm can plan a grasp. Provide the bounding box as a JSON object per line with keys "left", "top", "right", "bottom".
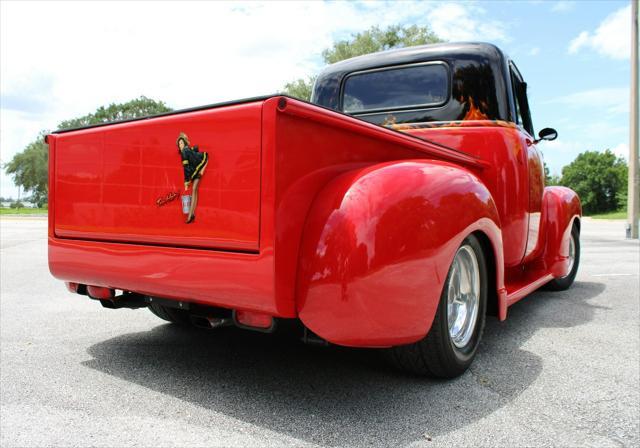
{"left": 535, "top": 127, "right": 558, "bottom": 143}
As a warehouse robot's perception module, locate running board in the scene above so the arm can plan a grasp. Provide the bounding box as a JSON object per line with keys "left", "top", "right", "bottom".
{"left": 505, "top": 273, "right": 554, "bottom": 307}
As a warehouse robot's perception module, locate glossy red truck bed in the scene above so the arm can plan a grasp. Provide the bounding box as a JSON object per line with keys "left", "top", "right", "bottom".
{"left": 48, "top": 96, "right": 481, "bottom": 319}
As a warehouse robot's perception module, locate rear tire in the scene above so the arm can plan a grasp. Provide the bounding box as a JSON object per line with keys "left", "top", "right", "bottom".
{"left": 389, "top": 234, "right": 488, "bottom": 378}
{"left": 543, "top": 224, "right": 580, "bottom": 291}
{"left": 148, "top": 302, "right": 192, "bottom": 325}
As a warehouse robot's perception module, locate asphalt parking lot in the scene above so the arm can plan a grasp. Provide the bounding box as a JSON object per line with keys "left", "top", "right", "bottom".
{"left": 1, "top": 217, "right": 638, "bottom": 447}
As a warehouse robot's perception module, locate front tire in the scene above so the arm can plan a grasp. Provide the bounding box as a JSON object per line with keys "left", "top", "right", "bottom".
{"left": 543, "top": 224, "right": 580, "bottom": 291}
{"left": 389, "top": 234, "right": 488, "bottom": 378}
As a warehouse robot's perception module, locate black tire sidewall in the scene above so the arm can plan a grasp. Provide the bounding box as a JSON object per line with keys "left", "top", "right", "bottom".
{"left": 544, "top": 225, "right": 580, "bottom": 291}
{"left": 561, "top": 226, "right": 580, "bottom": 284}
{"left": 437, "top": 235, "right": 488, "bottom": 367}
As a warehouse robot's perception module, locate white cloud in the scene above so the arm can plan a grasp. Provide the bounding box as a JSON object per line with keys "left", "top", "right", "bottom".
{"left": 551, "top": 1, "right": 575, "bottom": 13}
{"left": 8, "top": 0, "right": 504, "bottom": 196}
{"left": 610, "top": 142, "right": 629, "bottom": 160}
{"left": 550, "top": 87, "right": 630, "bottom": 115}
{"left": 426, "top": 3, "right": 508, "bottom": 43}
{"left": 529, "top": 47, "right": 540, "bottom": 56}
{"left": 544, "top": 138, "right": 586, "bottom": 154}
{"left": 568, "top": 31, "right": 590, "bottom": 54}
{"left": 567, "top": 5, "right": 631, "bottom": 59}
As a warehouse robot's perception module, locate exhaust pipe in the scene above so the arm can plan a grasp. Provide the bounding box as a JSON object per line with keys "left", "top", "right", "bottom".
{"left": 190, "top": 315, "right": 233, "bottom": 330}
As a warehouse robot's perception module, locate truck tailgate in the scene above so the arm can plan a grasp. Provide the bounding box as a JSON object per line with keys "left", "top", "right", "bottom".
{"left": 51, "top": 102, "right": 261, "bottom": 252}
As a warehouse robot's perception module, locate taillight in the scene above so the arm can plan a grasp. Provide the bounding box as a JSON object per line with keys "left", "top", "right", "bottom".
{"left": 234, "top": 310, "right": 274, "bottom": 331}
{"left": 86, "top": 286, "right": 115, "bottom": 299}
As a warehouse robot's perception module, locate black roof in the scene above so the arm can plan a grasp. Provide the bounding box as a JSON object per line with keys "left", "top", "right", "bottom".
{"left": 312, "top": 42, "right": 514, "bottom": 125}
{"left": 318, "top": 42, "right": 506, "bottom": 76}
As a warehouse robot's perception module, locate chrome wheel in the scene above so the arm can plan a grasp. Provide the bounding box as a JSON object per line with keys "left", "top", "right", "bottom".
{"left": 447, "top": 245, "right": 481, "bottom": 349}
{"left": 564, "top": 235, "right": 576, "bottom": 277}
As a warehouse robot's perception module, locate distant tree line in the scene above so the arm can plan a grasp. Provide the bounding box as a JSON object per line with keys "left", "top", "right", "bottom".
{"left": 3, "top": 97, "right": 172, "bottom": 207}
{"left": 282, "top": 25, "right": 444, "bottom": 101}
{"left": 545, "top": 150, "right": 628, "bottom": 215}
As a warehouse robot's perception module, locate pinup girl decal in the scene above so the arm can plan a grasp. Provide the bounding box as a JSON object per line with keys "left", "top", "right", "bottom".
{"left": 177, "top": 132, "right": 208, "bottom": 224}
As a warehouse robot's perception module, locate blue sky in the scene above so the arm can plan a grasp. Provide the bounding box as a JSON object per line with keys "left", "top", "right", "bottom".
{"left": 473, "top": 1, "right": 631, "bottom": 174}
{"left": 0, "top": 0, "right": 633, "bottom": 198}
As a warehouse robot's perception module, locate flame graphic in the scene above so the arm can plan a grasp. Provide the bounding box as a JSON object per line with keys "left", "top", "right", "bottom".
{"left": 463, "top": 97, "right": 489, "bottom": 121}
{"left": 389, "top": 120, "right": 516, "bottom": 131}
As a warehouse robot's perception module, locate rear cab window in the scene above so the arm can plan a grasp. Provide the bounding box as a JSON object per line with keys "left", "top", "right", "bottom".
{"left": 341, "top": 62, "right": 449, "bottom": 114}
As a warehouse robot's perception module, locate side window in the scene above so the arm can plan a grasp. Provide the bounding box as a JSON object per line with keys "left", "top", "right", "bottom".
{"left": 509, "top": 64, "right": 534, "bottom": 136}
{"left": 511, "top": 74, "right": 524, "bottom": 125}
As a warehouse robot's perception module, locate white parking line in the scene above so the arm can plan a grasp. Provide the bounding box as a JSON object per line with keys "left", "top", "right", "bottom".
{"left": 591, "top": 273, "right": 637, "bottom": 277}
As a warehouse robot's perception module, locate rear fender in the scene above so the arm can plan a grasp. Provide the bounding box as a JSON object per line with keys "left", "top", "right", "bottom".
{"left": 296, "top": 160, "right": 503, "bottom": 347}
{"left": 540, "top": 186, "right": 582, "bottom": 278}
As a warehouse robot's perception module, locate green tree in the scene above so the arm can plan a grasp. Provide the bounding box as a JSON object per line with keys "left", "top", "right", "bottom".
{"left": 58, "top": 96, "right": 172, "bottom": 130}
{"left": 4, "top": 96, "right": 172, "bottom": 206}
{"left": 282, "top": 77, "right": 315, "bottom": 102}
{"left": 560, "top": 150, "right": 628, "bottom": 215}
{"left": 282, "top": 24, "right": 444, "bottom": 100}
{"left": 4, "top": 132, "right": 49, "bottom": 207}
{"left": 322, "top": 25, "right": 442, "bottom": 64}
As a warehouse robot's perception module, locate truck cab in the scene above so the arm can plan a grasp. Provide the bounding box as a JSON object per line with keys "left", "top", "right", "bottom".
{"left": 313, "top": 42, "right": 553, "bottom": 268}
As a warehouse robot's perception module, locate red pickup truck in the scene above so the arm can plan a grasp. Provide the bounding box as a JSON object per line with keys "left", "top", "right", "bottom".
{"left": 47, "top": 43, "right": 581, "bottom": 378}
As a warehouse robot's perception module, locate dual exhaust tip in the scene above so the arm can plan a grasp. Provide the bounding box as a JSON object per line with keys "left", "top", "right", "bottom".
{"left": 190, "top": 311, "right": 275, "bottom": 333}
{"left": 66, "top": 282, "right": 276, "bottom": 333}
